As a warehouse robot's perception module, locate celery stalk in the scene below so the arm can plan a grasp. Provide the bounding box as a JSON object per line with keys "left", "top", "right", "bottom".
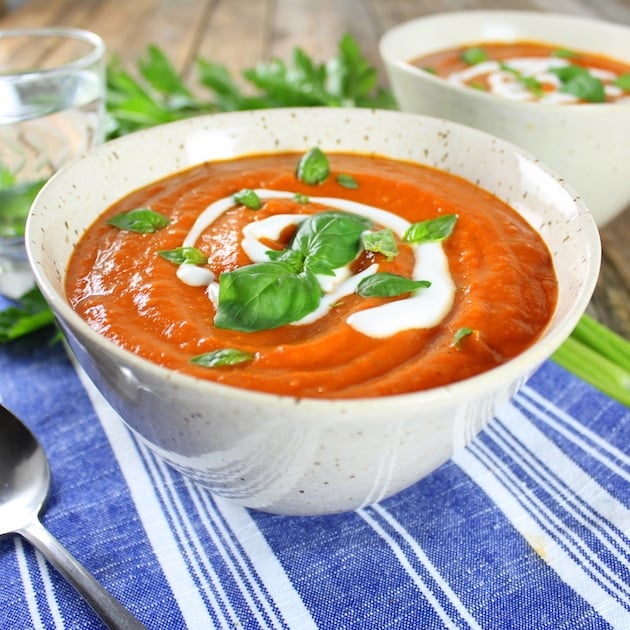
{"left": 570, "top": 313, "right": 630, "bottom": 373}
{"left": 552, "top": 334, "right": 630, "bottom": 407}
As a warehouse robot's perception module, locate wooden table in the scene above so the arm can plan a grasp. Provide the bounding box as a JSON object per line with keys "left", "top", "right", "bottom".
{"left": 2, "top": 0, "right": 629, "bottom": 338}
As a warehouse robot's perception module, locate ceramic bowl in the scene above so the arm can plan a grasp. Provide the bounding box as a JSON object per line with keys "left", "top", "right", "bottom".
{"left": 26, "top": 108, "right": 600, "bottom": 515}
{"left": 379, "top": 10, "right": 630, "bottom": 226}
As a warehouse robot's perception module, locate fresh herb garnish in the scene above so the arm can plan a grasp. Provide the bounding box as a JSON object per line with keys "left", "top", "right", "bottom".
{"left": 158, "top": 246, "right": 207, "bottom": 265}
{"left": 453, "top": 327, "right": 475, "bottom": 349}
{"left": 549, "top": 65, "right": 606, "bottom": 102}
{"left": 499, "top": 62, "right": 544, "bottom": 97}
{"left": 294, "top": 193, "right": 310, "bottom": 204}
{"left": 107, "top": 208, "right": 170, "bottom": 233}
{"left": 215, "top": 210, "right": 372, "bottom": 331}
{"left": 357, "top": 273, "right": 431, "bottom": 298}
{"left": 403, "top": 214, "right": 458, "bottom": 244}
{"left": 190, "top": 348, "right": 254, "bottom": 368}
{"left": 233, "top": 189, "right": 262, "bottom": 210}
{"left": 362, "top": 228, "right": 399, "bottom": 260}
{"left": 552, "top": 48, "right": 578, "bottom": 59}
{"left": 461, "top": 47, "right": 488, "bottom": 65}
{"left": 336, "top": 173, "right": 359, "bottom": 189}
{"left": 613, "top": 73, "right": 630, "bottom": 91}
{"left": 291, "top": 210, "right": 372, "bottom": 275}
{"left": 215, "top": 261, "right": 323, "bottom": 332}
{"left": 296, "top": 148, "right": 330, "bottom": 185}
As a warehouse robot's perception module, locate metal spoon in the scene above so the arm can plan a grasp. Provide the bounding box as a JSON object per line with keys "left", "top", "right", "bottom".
{"left": 0, "top": 404, "right": 147, "bottom": 629}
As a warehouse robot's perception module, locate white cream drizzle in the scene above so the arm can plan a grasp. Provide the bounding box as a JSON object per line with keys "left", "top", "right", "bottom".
{"left": 177, "top": 189, "right": 455, "bottom": 338}
{"left": 448, "top": 57, "right": 622, "bottom": 103}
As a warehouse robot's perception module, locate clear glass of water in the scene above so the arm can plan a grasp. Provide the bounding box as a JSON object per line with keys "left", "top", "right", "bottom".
{"left": 0, "top": 28, "right": 105, "bottom": 298}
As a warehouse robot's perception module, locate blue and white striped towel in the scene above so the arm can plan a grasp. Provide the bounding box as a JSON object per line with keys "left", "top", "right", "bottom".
{"left": 1, "top": 312, "right": 629, "bottom": 629}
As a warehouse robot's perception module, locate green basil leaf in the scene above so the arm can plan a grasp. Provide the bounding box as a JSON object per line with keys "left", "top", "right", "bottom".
{"left": 549, "top": 66, "right": 606, "bottom": 102}
{"left": 190, "top": 348, "right": 254, "bottom": 368}
{"left": 362, "top": 228, "right": 398, "bottom": 260}
{"left": 265, "top": 247, "right": 305, "bottom": 272}
{"left": 552, "top": 48, "right": 578, "bottom": 59}
{"left": 294, "top": 192, "right": 310, "bottom": 204}
{"left": 336, "top": 173, "right": 359, "bottom": 189}
{"left": 453, "top": 327, "right": 475, "bottom": 349}
{"left": 215, "top": 262, "right": 322, "bottom": 331}
{"left": 292, "top": 210, "right": 373, "bottom": 275}
{"left": 357, "top": 273, "right": 431, "bottom": 298}
{"left": 613, "top": 73, "right": 630, "bottom": 91}
{"left": 403, "top": 214, "right": 458, "bottom": 244}
{"left": 500, "top": 63, "right": 543, "bottom": 96}
{"left": 296, "top": 147, "right": 330, "bottom": 185}
{"left": 0, "top": 178, "right": 47, "bottom": 238}
{"left": 461, "top": 47, "right": 487, "bottom": 65}
{"left": 107, "top": 207, "right": 170, "bottom": 232}
{"left": 233, "top": 188, "right": 262, "bottom": 210}
{"left": 158, "top": 246, "right": 207, "bottom": 265}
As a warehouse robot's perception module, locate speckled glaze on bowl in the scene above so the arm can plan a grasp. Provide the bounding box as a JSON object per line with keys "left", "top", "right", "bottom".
{"left": 379, "top": 11, "right": 630, "bottom": 226}
{"left": 26, "top": 108, "right": 600, "bottom": 515}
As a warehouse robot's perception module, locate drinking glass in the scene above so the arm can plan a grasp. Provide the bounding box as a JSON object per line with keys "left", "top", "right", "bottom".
{"left": 0, "top": 28, "right": 105, "bottom": 298}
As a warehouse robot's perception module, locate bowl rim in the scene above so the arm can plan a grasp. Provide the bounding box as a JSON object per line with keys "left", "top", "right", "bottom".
{"left": 379, "top": 9, "right": 630, "bottom": 113}
{"left": 26, "top": 107, "right": 602, "bottom": 411}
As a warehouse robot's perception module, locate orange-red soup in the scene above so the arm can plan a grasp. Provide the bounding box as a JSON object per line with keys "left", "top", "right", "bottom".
{"left": 412, "top": 41, "right": 630, "bottom": 104}
{"left": 66, "top": 152, "right": 557, "bottom": 399}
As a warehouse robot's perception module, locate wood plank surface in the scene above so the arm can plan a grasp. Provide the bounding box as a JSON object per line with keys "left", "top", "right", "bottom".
{"left": 2, "top": 0, "right": 629, "bottom": 338}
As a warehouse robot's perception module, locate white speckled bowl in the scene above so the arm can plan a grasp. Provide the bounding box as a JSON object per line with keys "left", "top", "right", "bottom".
{"left": 379, "top": 10, "right": 630, "bottom": 226}
{"left": 26, "top": 108, "right": 600, "bottom": 515}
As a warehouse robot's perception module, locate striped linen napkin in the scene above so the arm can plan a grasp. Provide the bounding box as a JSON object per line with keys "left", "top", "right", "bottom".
{"left": 1, "top": 325, "right": 629, "bottom": 629}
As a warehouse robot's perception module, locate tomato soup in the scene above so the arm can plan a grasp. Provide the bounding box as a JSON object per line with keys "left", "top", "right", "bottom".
{"left": 412, "top": 41, "right": 630, "bottom": 104}
{"left": 66, "top": 151, "right": 557, "bottom": 399}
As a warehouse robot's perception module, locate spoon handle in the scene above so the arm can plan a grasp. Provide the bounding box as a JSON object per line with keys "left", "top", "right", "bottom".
{"left": 19, "top": 518, "right": 147, "bottom": 630}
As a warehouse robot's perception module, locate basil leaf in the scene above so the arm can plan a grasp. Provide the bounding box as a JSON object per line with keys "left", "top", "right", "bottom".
{"left": 403, "top": 214, "right": 458, "bottom": 244}
{"left": 293, "top": 210, "right": 373, "bottom": 275}
{"left": 500, "top": 63, "right": 543, "bottom": 96}
{"left": 549, "top": 66, "right": 606, "bottom": 102}
{"left": 552, "top": 48, "right": 577, "bottom": 59}
{"left": 461, "top": 47, "right": 487, "bottom": 65}
{"left": 336, "top": 173, "right": 359, "bottom": 189}
{"left": 613, "top": 73, "right": 630, "bottom": 91}
{"left": 158, "top": 246, "right": 207, "bottom": 265}
{"left": 233, "top": 188, "right": 262, "bottom": 210}
{"left": 296, "top": 147, "right": 330, "bottom": 185}
{"left": 357, "top": 273, "right": 431, "bottom": 298}
{"left": 215, "top": 262, "right": 322, "bottom": 331}
{"left": 0, "top": 179, "right": 47, "bottom": 238}
{"left": 294, "top": 192, "right": 310, "bottom": 204}
{"left": 266, "top": 247, "right": 305, "bottom": 272}
{"left": 453, "top": 327, "right": 475, "bottom": 349}
{"left": 362, "top": 228, "right": 398, "bottom": 260}
{"left": 107, "top": 207, "right": 170, "bottom": 232}
{"left": 190, "top": 348, "right": 254, "bottom": 368}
